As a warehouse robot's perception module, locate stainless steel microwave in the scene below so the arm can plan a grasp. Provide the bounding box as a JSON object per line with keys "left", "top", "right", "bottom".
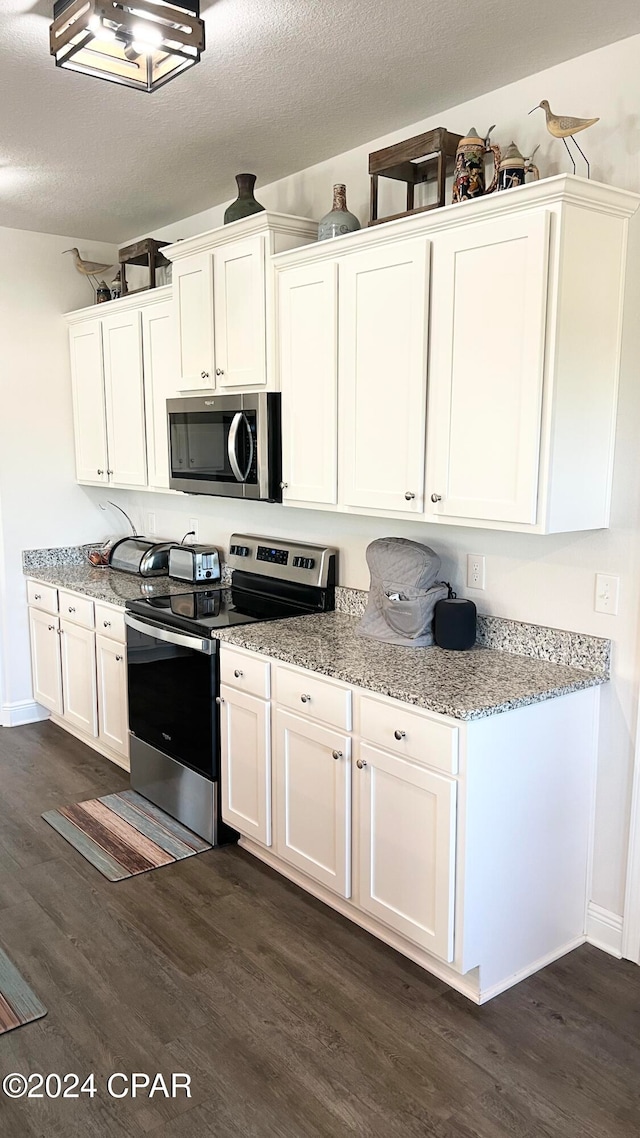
{"left": 167, "top": 393, "right": 282, "bottom": 501}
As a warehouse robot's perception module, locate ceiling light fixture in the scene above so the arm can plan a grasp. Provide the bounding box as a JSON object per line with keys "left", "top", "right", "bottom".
{"left": 49, "top": 0, "right": 205, "bottom": 92}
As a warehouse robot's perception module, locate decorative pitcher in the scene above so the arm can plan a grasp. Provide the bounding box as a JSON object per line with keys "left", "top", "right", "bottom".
{"left": 497, "top": 142, "right": 540, "bottom": 191}
{"left": 452, "top": 126, "right": 501, "bottom": 203}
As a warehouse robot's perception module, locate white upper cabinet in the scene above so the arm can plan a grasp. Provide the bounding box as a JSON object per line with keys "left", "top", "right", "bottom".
{"left": 102, "top": 309, "right": 148, "bottom": 487}
{"left": 213, "top": 236, "right": 267, "bottom": 388}
{"left": 278, "top": 260, "right": 338, "bottom": 505}
{"left": 69, "top": 321, "right": 108, "bottom": 484}
{"left": 426, "top": 211, "right": 549, "bottom": 525}
{"left": 339, "top": 240, "right": 429, "bottom": 514}
{"left": 172, "top": 252, "right": 215, "bottom": 391}
{"left": 142, "top": 300, "right": 177, "bottom": 489}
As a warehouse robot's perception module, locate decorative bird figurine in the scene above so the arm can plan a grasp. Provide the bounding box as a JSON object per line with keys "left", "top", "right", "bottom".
{"left": 529, "top": 100, "right": 599, "bottom": 178}
{"left": 63, "top": 247, "right": 115, "bottom": 294}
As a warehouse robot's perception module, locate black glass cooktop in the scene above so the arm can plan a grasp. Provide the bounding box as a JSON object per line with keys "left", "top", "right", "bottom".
{"left": 126, "top": 586, "right": 317, "bottom": 637}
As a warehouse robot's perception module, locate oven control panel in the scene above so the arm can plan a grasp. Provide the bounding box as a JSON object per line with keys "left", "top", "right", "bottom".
{"left": 227, "top": 534, "right": 336, "bottom": 589}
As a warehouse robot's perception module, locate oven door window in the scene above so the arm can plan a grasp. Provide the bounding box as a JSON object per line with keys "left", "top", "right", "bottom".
{"left": 169, "top": 410, "right": 257, "bottom": 485}
{"left": 127, "top": 625, "right": 217, "bottom": 778}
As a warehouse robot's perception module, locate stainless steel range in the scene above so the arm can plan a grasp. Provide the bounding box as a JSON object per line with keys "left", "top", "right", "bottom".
{"left": 124, "top": 534, "right": 337, "bottom": 844}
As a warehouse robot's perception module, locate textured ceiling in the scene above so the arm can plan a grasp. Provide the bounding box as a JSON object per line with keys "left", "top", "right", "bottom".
{"left": 1, "top": 0, "right": 640, "bottom": 241}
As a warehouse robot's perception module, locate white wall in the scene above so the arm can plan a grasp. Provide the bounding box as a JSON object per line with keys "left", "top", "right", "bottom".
{"left": 109, "top": 32, "right": 640, "bottom": 921}
{"left": 0, "top": 228, "right": 118, "bottom": 722}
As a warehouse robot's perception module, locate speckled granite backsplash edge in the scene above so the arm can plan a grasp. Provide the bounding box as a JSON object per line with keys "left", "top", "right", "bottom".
{"left": 23, "top": 547, "right": 610, "bottom": 680}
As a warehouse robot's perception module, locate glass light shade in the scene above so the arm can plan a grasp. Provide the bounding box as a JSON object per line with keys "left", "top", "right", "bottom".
{"left": 50, "top": 0, "right": 205, "bottom": 92}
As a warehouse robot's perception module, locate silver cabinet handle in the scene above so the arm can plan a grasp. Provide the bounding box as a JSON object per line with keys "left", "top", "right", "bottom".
{"left": 103, "top": 620, "right": 111, "bottom": 628}
{"left": 431, "top": 493, "right": 442, "bottom": 503}
{"left": 300, "top": 694, "right": 311, "bottom": 704}
{"left": 215, "top": 696, "right": 224, "bottom": 705}
{"left": 48, "top": 624, "right": 55, "bottom": 631}
{"left": 233, "top": 669, "right": 243, "bottom": 678}
{"left": 279, "top": 481, "right": 288, "bottom": 489}
{"left": 332, "top": 750, "right": 343, "bottom": 760}
{"left": 356, "top": 758, "right": 367, "bottom": 769}
{"left": 405, "top": 491, "right": 416, "bottom": 501}
{"left": 34, "top": 593, "right": 42, "bottom": 600}
{"left": 215, "top": 368, "right": 224, "bottom": 376}
{"left": 97, "top": 469, "right": 104, "bottom": 475}
{"left": 394, "top": 730, "right": 406, "bottom": 740}
{"left": 115, "top": 654, "right": 123, "bottom": 662}
{"left": 201, "top": 371, "right": 209, "bottom": 379}
{"left": 68, "top": 607, "right": 76, "bottom": 613}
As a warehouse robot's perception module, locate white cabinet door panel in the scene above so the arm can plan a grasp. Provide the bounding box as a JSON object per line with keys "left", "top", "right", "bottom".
{"left": 68, "top": 321, "right": 108, "bottom": 484}
{"left": 142, "top": 301, "right": 176, "bottom": 489}
{"left": 214, "top": 237, "right": 267, "bottom": 388}
{"left": 279, "top": 261, "right": 338, "bottom": 504}
{"left": 173, "top": 254, "right": 215, "bottom": 390}
{"left": 220, "top": 684, "right": 271, "bottom": 845}
{"left": 29, "top": 609, "right": 62, "bottom": 715}
{"left": 102, "top": 310, "right": 147, "bottom": 487}
{"left": 356, "top": 742, "right": 456, "bottom": 961}
{"left": 339, "top": 241, "right": 429, "bottom": 513}
{"left": 96, "top": 635, "right": 129, "bottom": 761}
{"left": 60, "top": 621, "right": 98, "bottom": 737}
{"left": 427, "top": 210, "right": 550, "bottom": 524}
{"left": 274, "top": 709, "right": 351, "bottom": 897}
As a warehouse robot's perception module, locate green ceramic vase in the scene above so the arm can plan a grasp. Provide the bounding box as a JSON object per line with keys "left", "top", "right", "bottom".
{"left": 224, "top": 173, "right": 265, "bottom": 225}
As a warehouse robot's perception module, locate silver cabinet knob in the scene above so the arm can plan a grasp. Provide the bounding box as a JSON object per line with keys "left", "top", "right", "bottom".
{"left": 103, "top": 620, "right": 111, "bottom": 628}
{"left": 48, "top": 624, "right": 55, "bottom": 631}
{"left": 404, "top": 491, "right": 416, "bottom": 501}
{"left": 107, "top": 469, "right": 113, "bottom": 476}
{"left": 57, "top": 628, "right": 62, "bottom": 635}
{"left": 201, "top": 371, "right": 209, "bottom": 379}
{"left": 431, "top": 493, "right": 442, "bottom": 503}
{"left": 233, "top": 669, "right": 243, "bottom": 678}
{"left": 300, "top": 694, "right": 311, "bottom": 704}
{"left": 332, "top": 750, "right": 343, "bottom": 761}
{"left": 34, "top": 593, "right": 42, "bottom": 600}
{"left": 115, "top": 654, "right": 123, "bottom": 662}
{"left": 68, "top": 606, "right": 76, "bottom": 613}
{"left": 356, "top": 758, "right": 367, "bottom": 769}
{"left": 215, "top": 696, "right": 224, "bottom": 705}
{"left": 215, "top": 368, "right": 224, "bottom": 376}
{"left": 394, "top": 729, "right": 406, "bottom": 740}
{"left": 97, "top": 469, "right": 104, "bottom": 475}
{"left": 279, "top": 481, "right": 288, "bottom": 490}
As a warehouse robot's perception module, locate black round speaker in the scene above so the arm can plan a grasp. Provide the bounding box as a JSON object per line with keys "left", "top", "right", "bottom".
{"left": 434, "top": 598, "right": 477, "bottom": 651}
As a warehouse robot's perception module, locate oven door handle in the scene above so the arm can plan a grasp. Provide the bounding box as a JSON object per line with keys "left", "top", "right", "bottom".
{"left": 124, "top": 613, "right": 214, "bottom": 655}
{"left": 227, "top": 412, "right": 254, "bottom": 483}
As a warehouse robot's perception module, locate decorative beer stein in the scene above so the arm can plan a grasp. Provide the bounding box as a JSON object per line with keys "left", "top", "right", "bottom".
{"left": 452, "top": 126, "right": 501, "bottom": 203}
{"left": 497, "top": 142, "right": 540, "bottom": 191}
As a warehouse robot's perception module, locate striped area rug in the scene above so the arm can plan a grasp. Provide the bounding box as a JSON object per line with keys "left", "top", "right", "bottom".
{"left": 0, "top": 946, "right": 46, "bottom": 1036}
{"left": 43, "top": 790, "right": 211, "bottom": 882}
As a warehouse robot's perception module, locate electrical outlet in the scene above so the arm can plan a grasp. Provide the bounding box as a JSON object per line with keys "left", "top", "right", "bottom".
{"left": 595, "top": 573, "right": 619, "bottom": 615}
{"left": 188, "top": 517, "right": 199, "bottom": 541}
{"left": 467, "top": 553, "right": 486, "bottom": 590}
{"left": 147, "top": 512, "right": 156, "bottom": 535}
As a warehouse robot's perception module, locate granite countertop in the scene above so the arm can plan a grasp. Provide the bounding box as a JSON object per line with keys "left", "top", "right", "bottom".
{"left": 213, "top": 611, "right": 606, "bottom": 721}
{"left": 24, "top": 564, "right": 216, "bottom": 607}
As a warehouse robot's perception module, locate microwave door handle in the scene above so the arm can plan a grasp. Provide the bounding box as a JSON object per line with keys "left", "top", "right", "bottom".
{"left": 227, "top": 412, "right": 254, "bottom": 482}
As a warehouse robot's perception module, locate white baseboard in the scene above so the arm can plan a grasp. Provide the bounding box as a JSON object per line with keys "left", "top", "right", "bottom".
{"left": 0, "top": 700, "right": 50, "bottom": 728}
{"left": 586, "top": 902, "right": 623, "bottom": 958}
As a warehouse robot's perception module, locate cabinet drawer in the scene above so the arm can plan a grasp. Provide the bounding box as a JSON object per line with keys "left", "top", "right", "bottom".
{"left": 359, "top": 694, "right": 458, "bottom": 775}
{"left": 27, "top": 580, "right": 58, "bottom": 615}
{"left": 58, "top": 590, "right": 95, "bottom": 630}
{"left": 95, "top": 603, "right": 126, "bottom": 642}
{"left": 220, "top": 646, "right": 270, "bottom": 699}
{"left": 275, "top": 664, "right": 352, "bottom": 730}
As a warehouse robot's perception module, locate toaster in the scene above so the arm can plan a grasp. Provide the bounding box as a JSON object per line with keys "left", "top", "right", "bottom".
{"left": 108, "top": 537, "right": 173, "bottom": 576}
{"left": 168, "top": 543, "right": 221, "bottom": 583}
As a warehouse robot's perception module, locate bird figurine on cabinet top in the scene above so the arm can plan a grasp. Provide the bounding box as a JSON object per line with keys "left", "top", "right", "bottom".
{"left": 529, "top": 99, "right": 599, "bottom": 178}
{"left": 63, "top": 247, "right": 115, "bottom": 296}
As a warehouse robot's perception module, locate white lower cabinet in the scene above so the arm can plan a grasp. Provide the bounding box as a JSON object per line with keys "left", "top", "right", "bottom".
{"left": 59, "top": 620, "right": 98, "bottom": 737}
{"left": 274, "top": 709, "right": 351, "bottom": 897}
{"left": 355, "top": 742, "right": 456, "bottom": 961}
{"left": 96, "top": 635, "right": 128, "bottom": 760}
{"left": 28, "top": 609, "right": 63, "bottom": 715}
{"left": 219, "top": 683, "right": 271, "bottom": 846}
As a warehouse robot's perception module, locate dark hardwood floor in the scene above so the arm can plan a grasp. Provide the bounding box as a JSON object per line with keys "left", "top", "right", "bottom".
{"left": 1, "top": 721, "right": 640, "bottom": 1137}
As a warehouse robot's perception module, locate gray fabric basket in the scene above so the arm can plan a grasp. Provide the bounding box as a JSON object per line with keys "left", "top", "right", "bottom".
{"left": 357, "top": 537, "right": 448, "bottom": 647}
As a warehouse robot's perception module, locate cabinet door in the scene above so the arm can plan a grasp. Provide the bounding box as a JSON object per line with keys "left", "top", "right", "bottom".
{"left": 279, "top": 261, "right": 338, "bottom": 505}
{"left": 338, "top": 241, "right": 429, "bottom": 513}
{"left": 142, "top": 301, "right": 177, "bottom": 489}
{"left": 356, "top": 742, "right": 456, "bottom": 961}
{"left": 102, "top": 309, "right": 148, "bottom": 487}
{"left": 173, "top": 253, "right": 215, "bottom": 390}
{"left": 219, "top": 684, "right": 271, "bottom": 845}
{"left": 427, "top": 210, "right": 550, "bottom": 524}
{"left": 274, "top": 709, "right": 351, "bottom": 897}
{"left": 29, "top": 609, "right": 62, "bottom": 715}
{"left": 60, "top": 621, "right": 98, "bottom": 737}
{"left": 96, "top": 635, "right": 129, "bottom": 761}
{"left": 213, "top": 237, "right": 267, "bottom": 388}
{"left": 68, "top": 321, "right": 108, "bottom": 484}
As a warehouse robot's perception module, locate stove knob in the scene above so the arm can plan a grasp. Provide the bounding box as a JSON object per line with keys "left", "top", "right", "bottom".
{"left": 205, "top": 571, "right": 212, "bottom": 578}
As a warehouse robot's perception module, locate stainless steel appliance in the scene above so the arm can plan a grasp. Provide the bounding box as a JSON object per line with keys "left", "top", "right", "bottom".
{"left": 168, "top": 543, "right": 221, "bottom": 584}
{"left": 167, "top": 392, "right": 282, "bottom": 501}
{"left": 124, "top": 534, "right": 337, "bottom": 844}
{"left": 109, "top": 537, "right": 173, "bottom": 576}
